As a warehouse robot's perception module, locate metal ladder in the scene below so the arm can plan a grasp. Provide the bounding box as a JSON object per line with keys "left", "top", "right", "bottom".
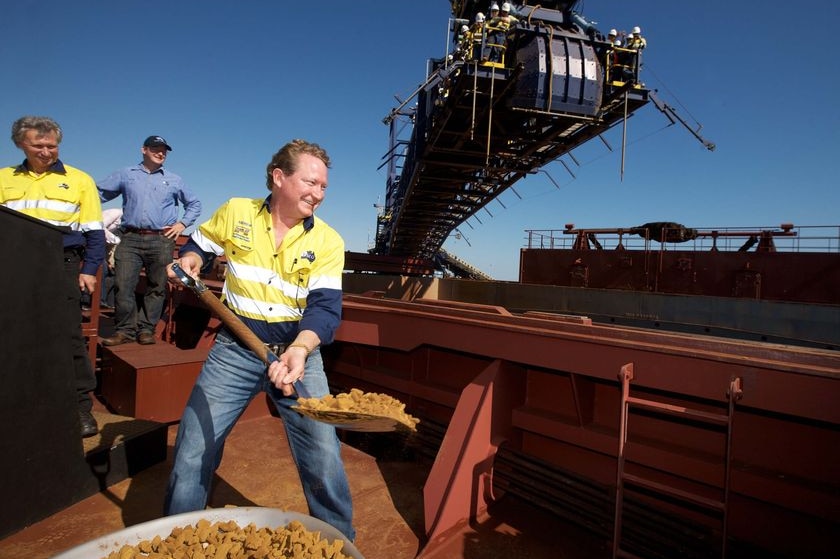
{"left": 612, "top": 363, "right": 743, "bottom": 559}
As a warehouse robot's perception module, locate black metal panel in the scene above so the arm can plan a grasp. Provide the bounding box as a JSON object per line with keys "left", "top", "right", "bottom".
{"left": 0, "top": 207, "right": 90, "bottom": 538}
{"left": 511, "top": 34, "right": 547, "bottom": 109}
{"left": 548, "top": 34, "right": 601, "bottom": 116}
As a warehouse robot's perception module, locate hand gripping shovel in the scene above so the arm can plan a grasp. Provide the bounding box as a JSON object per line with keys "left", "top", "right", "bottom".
{"left": 171, "top": 263, "right": 417, "bottom": 432}
{"left": 170, "top": 262, "right": 309, "bottom": 396}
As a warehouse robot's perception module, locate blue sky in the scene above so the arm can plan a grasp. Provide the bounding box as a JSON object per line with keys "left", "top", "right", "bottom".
{"left": 2, "top": 1, "right": 838, "bottom": 280}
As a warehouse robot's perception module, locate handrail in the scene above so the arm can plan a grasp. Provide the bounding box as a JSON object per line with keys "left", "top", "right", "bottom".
{"left": 524, "top": 224, "right": 840, "bottom": 253}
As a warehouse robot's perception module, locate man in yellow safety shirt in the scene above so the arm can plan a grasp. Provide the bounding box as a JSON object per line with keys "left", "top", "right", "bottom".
{"left": 163, "top": 139, "right": 354, "bottom": 542}
{"left": 0, "top": 115, "right": 105, "bottom": 438}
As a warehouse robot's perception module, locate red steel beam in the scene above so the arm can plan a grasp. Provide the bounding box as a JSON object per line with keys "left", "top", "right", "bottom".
{"left": 331, "top": 294, "right": 840, "bottom": 557}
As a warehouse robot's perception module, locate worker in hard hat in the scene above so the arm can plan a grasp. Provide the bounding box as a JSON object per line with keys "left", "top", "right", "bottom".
{"left": 598, "top": 28, "right": 620, "bottom": 79}
{"left": 496, "top": 2, "right": 518, "bottom": 28}
{"left": 489, "top": 2, "right": 499, "bottom": 19}
{"left": 455, "top": 24, "right": 471, "bottom": 59}
{"left": 470, "top": 12, "right": 486, "bottom": 60}
{"left": 621, "top": 26, "right": 645, "bottom": 84}
{"left": 610, "top": 38, "right": 631, "bottom": 83}
{"left": 487, "top": 2, "right": 518, "bottom": 63}
{"left": 627, "top": 26, "right": 646, "bottom": 50}
{"left": 601, "top": 30, "right": 619, "bottom": 82}
{"left": 473, "top": 12, "right": 486, "bottom": 29}
{"left": 472, "top": 11, "right": 486, "bottom": 32}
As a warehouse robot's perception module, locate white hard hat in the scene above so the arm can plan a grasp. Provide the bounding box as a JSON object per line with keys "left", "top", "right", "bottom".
{"left": 490, "top": 3, "right": 499, "bottom": 10}
{"left": 476, "top": 12, "right": 485, "bottom": 22}
{"left": 632, "top": 26, "right": 641, "bottom": 35}
{"left": 608, "top": 28, "right": 617, "bottom": 36}
{"left": 614, "top": 39, "right": 622, "bottom": 46}
{"left": 501, "top": 2, "right": 511, "bottom": 11}
{"left": 461, "top": 25, "right": 469, "bottom": 32}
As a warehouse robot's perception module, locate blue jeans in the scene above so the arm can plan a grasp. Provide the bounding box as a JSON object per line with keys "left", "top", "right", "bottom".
{"left": 163, "top": 329, "right": 355, "bottom": 541}
{"left": 113, "top": 232, "right": 174, "bottom": 336}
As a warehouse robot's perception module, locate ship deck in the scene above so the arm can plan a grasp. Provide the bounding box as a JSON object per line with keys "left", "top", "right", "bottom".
{"left": 3, "top": 268, "right": 838, "bottom": 558}
{"left": 0, "top": 398, "right": 605, "bottom": 559}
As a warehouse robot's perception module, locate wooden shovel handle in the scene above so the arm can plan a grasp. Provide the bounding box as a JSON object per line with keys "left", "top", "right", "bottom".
{"left": 195, "top": 290, "right": 277, "bottom": 366}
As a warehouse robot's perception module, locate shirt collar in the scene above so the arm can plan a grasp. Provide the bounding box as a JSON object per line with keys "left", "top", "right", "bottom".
{"left": 262, "top": 195, "right": 315, "bottom": 231}
{"left": 16, "top": 158, "right": 67, "bottom": 174}
{"left": 135, "top": 162, "right": 166, "bottom": 175}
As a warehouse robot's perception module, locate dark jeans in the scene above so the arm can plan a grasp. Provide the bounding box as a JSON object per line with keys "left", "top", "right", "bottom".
{"left": 488, "top": 31, "right": 506, "bottom": 61}
{"left": 100, "top": 266, "right": 115, "bottom": 307}
{"left": 63, "top": 251, "right": 96, "bottom": 411}
{"left": 113, "top": 232, "right": 175, "bottom": 337}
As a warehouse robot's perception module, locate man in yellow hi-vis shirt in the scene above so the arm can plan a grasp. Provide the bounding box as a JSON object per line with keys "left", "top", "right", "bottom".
{"left": 0, "top": 115, "right": 105, "bottom": 437}
{"left": 163, "top": 139, "right": 353, "bottom": 541}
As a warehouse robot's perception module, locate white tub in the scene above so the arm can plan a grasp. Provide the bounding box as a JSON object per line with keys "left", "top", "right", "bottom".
{"left": 52, "top": 506, "right": 363, "bottom": 559}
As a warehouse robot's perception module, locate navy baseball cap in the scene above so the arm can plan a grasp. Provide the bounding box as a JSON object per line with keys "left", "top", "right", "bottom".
{"left": 143, "top": 135, "right": 172, "bottom": 151}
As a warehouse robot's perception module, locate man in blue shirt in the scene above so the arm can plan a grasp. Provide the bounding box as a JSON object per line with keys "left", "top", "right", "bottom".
{"left": 98, "top": 136, "right": 201, "bottom": 346}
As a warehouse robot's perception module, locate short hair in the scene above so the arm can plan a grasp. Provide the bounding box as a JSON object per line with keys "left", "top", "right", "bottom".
{"left": 265, "top": 139, "right": 331, "bottom": 191}
{"left": 11, "top": 116, "right": 63, "bottom": 146}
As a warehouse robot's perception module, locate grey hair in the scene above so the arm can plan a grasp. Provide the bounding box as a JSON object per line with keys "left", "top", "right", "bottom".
{"left": 11, "top": 116, "right": 63, "bottom": 146}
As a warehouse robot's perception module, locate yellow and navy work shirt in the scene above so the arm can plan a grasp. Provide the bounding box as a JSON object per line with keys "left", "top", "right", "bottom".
{"left": 0, "top": 159, "right": 105, "bottom": 275}
{"left": 181, "top": 196, "right": 344, "bottom": 345}
{"left": 628, "top": 36, "right": 647, "bottom": 50}
{"left": 489, "top": 14, "right": 518, "bottom": 32}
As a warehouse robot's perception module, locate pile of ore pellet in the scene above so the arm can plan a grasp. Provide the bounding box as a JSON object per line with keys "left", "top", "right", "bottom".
{"left": 296, "top": 388, "right": 419, "bottom": 431}
{"left": 100, "top": 518, "right": 352, "bottom": 559}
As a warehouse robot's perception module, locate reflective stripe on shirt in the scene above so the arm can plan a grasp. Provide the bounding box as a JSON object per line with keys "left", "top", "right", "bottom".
{"left": 0, "top": 162, "right": 103, "bottom": 232}
{"left": 0, "top": 160, "right": 106, "bottom": 273}
{"left": 182, "top": 196, "right": 344, "bottom": 344}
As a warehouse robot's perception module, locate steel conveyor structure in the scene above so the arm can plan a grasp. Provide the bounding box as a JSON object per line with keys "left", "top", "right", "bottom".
{"left": 373, "top": 1, "right": 649, "bottom": 264}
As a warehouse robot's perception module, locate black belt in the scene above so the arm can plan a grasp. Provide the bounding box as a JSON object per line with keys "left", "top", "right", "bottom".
{"left": 221, "top": 327, "right": 288, "bottom": 357}
{"left": 125, "top": 227, "right": 163, "bottom": 235}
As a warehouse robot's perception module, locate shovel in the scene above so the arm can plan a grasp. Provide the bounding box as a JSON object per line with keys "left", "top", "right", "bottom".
{"left": 170, "top": 263, "right": 417, "bottom": 432}
{"left": 170, "top": 262, "right": 310, "bottom": 397}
